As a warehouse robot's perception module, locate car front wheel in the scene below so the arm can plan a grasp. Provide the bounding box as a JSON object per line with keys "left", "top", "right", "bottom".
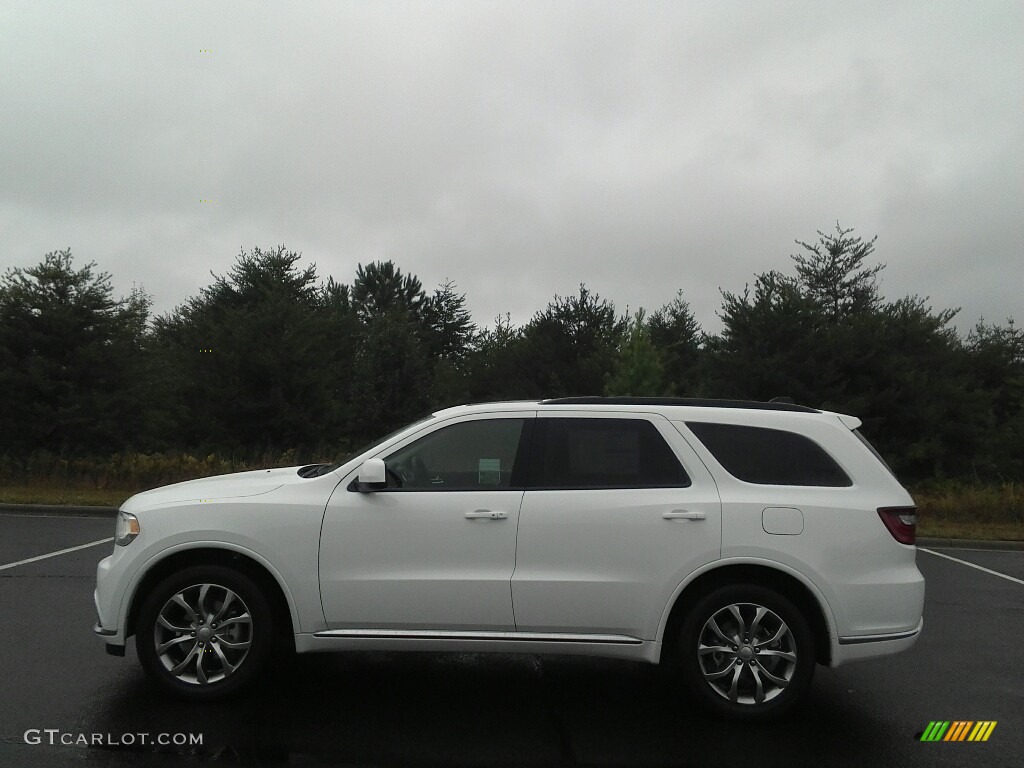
{"left": 136, "top": 565, "right": 273, "bottom": 700}
{"left": 678, "top": 584, "right": 815, "bottom": 720}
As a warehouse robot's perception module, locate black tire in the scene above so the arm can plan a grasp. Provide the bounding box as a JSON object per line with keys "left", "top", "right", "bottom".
{"left": 677, "top": 584, "right": 815, "bottom": 721}
{"left": 136, "top": 565, "right": 274, "bottom": 701}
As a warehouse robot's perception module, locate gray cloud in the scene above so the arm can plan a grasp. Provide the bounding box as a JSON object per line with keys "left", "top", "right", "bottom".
{"left": 2, "top": 0, "right": 1020, "bottom": 332}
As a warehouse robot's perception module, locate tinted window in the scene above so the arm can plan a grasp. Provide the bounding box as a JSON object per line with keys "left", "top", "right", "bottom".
{"left": 686, "top": 422, "right": 851, "bottom": 487}
{"left": 384, "top": 418, "right": 526, "bottom": 490}
{"left": 533, "top": 418, "right": 690, "bottom": 489}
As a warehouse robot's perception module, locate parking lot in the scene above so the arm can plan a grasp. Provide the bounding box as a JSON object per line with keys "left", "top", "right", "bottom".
{"left": 0, "top": 511, "right": 1019, "bottom": 767}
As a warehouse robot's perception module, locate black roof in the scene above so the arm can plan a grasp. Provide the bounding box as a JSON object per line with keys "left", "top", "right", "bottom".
{"left": 539, "top": 397, "right": 820, "bottom": 413}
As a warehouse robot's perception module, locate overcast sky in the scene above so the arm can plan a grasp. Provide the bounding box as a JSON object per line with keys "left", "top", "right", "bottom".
{"left": 2, "top": 1, "right": 1020, "bottom": 333}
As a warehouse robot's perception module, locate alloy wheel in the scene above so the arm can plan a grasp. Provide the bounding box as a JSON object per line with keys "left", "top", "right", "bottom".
{"left": 153, "top": 583, "right": 253, "bottom": 685}
{"left": 696, "top": 602, "right": 798, "bottom": 705}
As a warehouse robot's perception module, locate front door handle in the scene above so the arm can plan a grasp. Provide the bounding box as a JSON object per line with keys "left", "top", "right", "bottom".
{"left": 465, "top": 510, "right": 508, "bottom": 520}
{"left": 663, "top": 510, "right": 706, "bottom": 521}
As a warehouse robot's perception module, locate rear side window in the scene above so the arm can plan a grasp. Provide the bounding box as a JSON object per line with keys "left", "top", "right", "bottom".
{"left": 532, "top": 418, "right": 691, "bottom": 489}
{"left": 686, "top": 422, "right": 851, "bottom": 487}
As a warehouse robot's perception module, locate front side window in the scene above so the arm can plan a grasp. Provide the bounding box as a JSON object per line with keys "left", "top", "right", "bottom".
{"left": 532, "top": 418, "right": 691, "bottom": 489}
{"left": 686, "top": 422, "right": 851, "bottom": 487}
{"left": 384, "top": 418, "right": 527, "bottom": 490}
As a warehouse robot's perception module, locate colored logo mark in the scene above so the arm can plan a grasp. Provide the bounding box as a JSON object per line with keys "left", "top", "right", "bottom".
{"left": 920, "top": 721, "right": 997, "bottom": 742}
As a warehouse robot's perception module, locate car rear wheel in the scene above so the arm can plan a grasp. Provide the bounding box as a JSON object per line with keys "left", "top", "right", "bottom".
{"left": 678, "top": 584, "right": 815, "bottom": 720}
{"left": 136, "top": 565, "right": 273, "bottom": 700}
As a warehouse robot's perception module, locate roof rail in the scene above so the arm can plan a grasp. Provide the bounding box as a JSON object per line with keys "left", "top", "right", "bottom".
{"left": 539, "top": 396, "right": 820, "bottom": 413}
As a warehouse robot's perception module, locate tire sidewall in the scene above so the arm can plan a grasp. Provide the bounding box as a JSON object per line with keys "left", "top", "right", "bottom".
{"left": 136, "top": 564, "right": 274, "bottom": 700}
{"left": 678, "top": 584, "right": 815, "bottom": 721}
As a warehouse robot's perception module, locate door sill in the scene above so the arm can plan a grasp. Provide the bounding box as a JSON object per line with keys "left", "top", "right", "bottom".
{"left": 313, "top": 629, "right": 643, "bottom": 645}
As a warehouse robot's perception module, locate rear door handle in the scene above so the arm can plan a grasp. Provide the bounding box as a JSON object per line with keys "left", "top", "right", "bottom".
{"left": 465, "top": 510, "right": 508, "bottom": 520}
{"left": 663, "top": 510, "right": 706, "bottom": 521}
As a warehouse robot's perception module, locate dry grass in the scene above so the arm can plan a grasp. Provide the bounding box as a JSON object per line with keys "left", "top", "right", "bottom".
{"left": 916, "top": 518, "right": 1024, "bottom": 541}
{"left": 0, "top": 449, "right": 342, "bottom": 491}
{"left": 0, "top": 486, "right": 131, "bottom": 507}
{"left": 0, "top": 449, "right": 339, "bottom": 509}
{"left": 910, "top": 481, "right": 1023, "bottom": 541}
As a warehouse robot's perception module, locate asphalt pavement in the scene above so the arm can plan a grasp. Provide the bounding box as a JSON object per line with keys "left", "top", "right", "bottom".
{"left": 0, "top": 510, "right": 1020, "bottom": 768}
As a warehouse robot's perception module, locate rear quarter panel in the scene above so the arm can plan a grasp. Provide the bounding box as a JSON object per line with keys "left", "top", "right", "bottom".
{"left": 672, "top": 413, "right": 924, "bottom": 638}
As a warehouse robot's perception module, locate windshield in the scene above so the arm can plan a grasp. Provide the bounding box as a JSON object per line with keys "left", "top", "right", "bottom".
{"left": 343, "top": 414, "right": 437, "bottom": 464}
{"left": 308, "top": 414, "right": 437, "bottom": 476}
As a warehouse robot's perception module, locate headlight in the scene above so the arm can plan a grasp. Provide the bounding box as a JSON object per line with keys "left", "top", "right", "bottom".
{"left": 115, "top": 511, "right": 140, "bottom": 546}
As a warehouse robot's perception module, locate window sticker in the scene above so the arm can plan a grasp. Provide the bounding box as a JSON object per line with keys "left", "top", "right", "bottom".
{"left": 478, "top": 458, "right": 501, "bottom": 485}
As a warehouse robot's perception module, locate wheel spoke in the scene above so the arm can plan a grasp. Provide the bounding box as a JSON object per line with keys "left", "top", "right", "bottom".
{"left": 698, "top": 643, "right": 732, "bottom": 655}
{"left": 727, "top": 605, "right": 747, "bottom": 639}
{"left": 706, "top": 617, "right": 734, "bottom": 646}
{"left": 197, "top": 584, "right": 212, "bottom": 621}
{"left": 762, "top": 623, "right": 789, "bottom": 647}
{"left": 214, "top": 636, "right": 251, "bottom": 651}
{"left": 157, "top": 615, "right": 191, "bottom": 634}
{"left": 169, "top": 643, "right": 200, "bottom": 675}
{"left": 703, "top": 664, "right": 737, "bottom": 682}
{"left": 758, "top": 649, "right": 797, "bottom": 663}
{"left": 213, "top": 590, "right": 236, "bottom": 623}
{"left": 212, "top": 642, "right": 236, "bottom": 674}
{"left": 753, "top": 658, "right": 790, "bottom": 687}
{"left": 749, "top": 606, "right": 768, "bottom": 638}
{"left": 749, "top": 664, "right": 766, "bottom": 704}
{"left": 196, "top": 648, "right": 209, "bottom": 685}
{"left": 172, "top": 593, "right": 199, "bottom": 624}
{"left": 157, "top": 634, "right": 195, "bottom": 655}
{"left": 217, "top": 613, "right": 251, "bottom": 629}
{"left": 727, "top": 664, "right": 743, "bottom": 702}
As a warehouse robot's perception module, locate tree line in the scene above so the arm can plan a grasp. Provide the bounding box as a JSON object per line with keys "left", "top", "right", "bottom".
{"left": 1, "top": 224, "right": 1021, "bottom": 483}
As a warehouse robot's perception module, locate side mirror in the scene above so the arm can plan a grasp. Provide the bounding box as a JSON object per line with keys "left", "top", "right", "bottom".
{"left": 357, "top": 458, "right": 387, "bottom": 492}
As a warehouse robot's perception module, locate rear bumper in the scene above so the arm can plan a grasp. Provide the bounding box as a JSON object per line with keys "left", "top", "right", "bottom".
{"left": 830, "top": 616, "right": 923, "bottom": 667}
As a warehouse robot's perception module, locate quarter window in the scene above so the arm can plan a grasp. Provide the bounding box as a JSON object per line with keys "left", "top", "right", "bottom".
{"left": 686, "top": 422, "right": 851, "bottom": 487}
{"left": 532, "top": 418, "right": 690, "bottom": 489}
{"left": 384, "top": 418, "right": 526, "bottom": 490}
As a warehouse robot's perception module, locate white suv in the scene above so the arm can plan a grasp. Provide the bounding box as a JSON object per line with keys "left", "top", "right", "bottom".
{"left": 94, "top": 397, "right": 924, "bottom": 719}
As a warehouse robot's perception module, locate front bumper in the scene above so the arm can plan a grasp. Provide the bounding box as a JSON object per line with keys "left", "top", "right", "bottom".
{"left": 92, "top": 621, "right": 125, "bottom": 656}
{"left": 94, "top": 553, "right": 129, "bottom": 651}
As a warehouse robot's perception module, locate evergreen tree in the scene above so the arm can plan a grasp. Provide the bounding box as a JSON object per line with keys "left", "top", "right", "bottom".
{"left": 466, "top": 314, "right": 529, "bottom": 401}
{"left": 0, "top": 249, "right": 151, "bottom": 455}
{"left": 351, "top": 261, "right": 426, "bottom": 321}
{"left": 648, "top": 290, "right": 702, "bottom": 395}
{"left": 518, "top": 285, "right": 626, "bottom": 396}
{"left": 964, "top": 318, "right": 1024, "bottom": 479}
{"left": 151, "top": 245, "right": 333, "bottom": 452}
{"left": 792, "top": 223, "right": 884, "bottom": 320}
{"left": 606, "top": 310, "right": 665, "bottom": 396}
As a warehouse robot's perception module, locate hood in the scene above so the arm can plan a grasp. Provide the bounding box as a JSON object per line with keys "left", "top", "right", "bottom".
{"left": 122, "top": 466, "right": 302, "bottom": 512}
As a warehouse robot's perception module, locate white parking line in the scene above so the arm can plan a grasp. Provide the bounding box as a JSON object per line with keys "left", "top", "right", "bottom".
{"left": 0, "top": 538, "right": 114, "bottom": 571}
{"left": 919, "top": 548, "right": 1024, "bottom": 586}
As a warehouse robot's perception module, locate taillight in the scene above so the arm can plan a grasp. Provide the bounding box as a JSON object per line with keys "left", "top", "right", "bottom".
{"left": 877, "top": 506, "right": 917, "bottom": 544}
